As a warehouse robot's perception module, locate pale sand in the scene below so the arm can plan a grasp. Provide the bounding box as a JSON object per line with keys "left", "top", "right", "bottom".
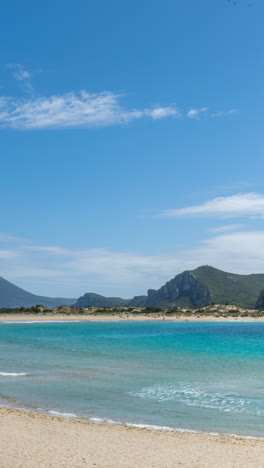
{"left": 1, "top": 313, "right": 264, "bottom": 322}
{"left": 0, "top": 407, "right": 264, "bottom": 468}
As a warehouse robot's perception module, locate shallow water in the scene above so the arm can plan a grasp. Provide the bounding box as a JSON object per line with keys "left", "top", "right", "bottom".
{"left": 1, "top": 321, "right": 264, "bottom": 436}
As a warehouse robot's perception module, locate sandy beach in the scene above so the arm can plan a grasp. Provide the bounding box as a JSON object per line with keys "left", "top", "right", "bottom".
{"left": 0, "top": 406, "right": 263, "bottom": 468}
{"left": 1, "top": 313, "right": 264, "bottom": 322}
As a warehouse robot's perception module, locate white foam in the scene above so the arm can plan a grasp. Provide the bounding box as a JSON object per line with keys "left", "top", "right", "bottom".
{"left": 127, "top": 423, "right": 175, "bottom": 431}
{"left": 2, "top": 320, "right": 80, "bottom": 324}
{"left": 129, "top": 384, "right": 264, "bottom": 416}
{"left": 95, "top": 419, "right": 264, "bottom": 439}
{"left": 2, "top": 402, "right": 262, "bottom": 440}
{"left": 0, "top": 372, "right": 28, "bottom": 377}
{"left": 48, "top": 410, "right": 77, "bottom": 418}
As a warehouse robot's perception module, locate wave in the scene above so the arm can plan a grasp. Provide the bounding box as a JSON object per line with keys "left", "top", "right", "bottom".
{"left": 48, "top": 410, "right": 77, "bottom": 418}
{"left": 129, "top": 384, "right": 264, "bottom": 416}
{"left": 0, "top": 398, "right": 263, "bottom": 440}
{"left": 2, "top": 320, "right": 81, "bottom": 324}
{"left": 87, "top": 417, "right": 264, "bottom": 439}
{"left": 0, "top": 372, "right": 28, "bottom": 377}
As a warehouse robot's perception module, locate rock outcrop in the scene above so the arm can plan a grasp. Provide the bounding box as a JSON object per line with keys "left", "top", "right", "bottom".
{"left": 256, "top": 290, "right": 264, "bottom": 309}
{"left": 145, "top": 271, "right": 212, "bottom": 308}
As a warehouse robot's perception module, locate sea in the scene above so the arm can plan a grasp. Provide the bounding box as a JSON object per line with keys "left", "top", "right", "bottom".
{"left": 1, "top": 320, "right": 264, "bottom": 437}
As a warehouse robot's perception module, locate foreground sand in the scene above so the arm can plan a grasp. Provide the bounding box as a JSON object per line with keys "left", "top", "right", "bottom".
{"left": 1, "top": 313, "right": 264, "bottom": 322}
{"left": 0, "top": 407, "right": 264, "bottom": 468}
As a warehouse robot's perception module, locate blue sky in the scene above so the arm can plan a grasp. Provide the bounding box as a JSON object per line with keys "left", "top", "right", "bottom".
{"left": 1, "top": 0, "right": 264, "bottom": 298}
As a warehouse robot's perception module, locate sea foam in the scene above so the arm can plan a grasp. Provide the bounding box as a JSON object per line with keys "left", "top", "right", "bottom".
{"left": 0, "top": 372, "right": 28, "bottom": 377}
{"left": 129, "top": 384, "right": 264, "bottom": 416}
{"left": 48, "top": 410, "right": 77, "bottom": 418}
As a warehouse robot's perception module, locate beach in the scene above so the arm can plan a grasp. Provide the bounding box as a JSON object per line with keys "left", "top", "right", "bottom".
{"left": 1, "top": 313, "right": 264, "bottom": 322}
{"left": 1, "top": 406, "right": 264, "bottom": 468}
{"left": 2, "top": 319, "right": 264, "bottom": 467}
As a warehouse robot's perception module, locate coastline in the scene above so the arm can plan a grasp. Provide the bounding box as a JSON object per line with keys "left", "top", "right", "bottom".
{"left": 1, "top": 313, "right": 264, "bottom": 322}
{"left": 1, "top": 406, "right": 264, "bottom": 468}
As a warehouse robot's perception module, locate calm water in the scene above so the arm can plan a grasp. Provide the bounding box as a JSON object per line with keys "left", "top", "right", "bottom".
{"left": 1, "top": 320, "right": 264, "bottom": 436}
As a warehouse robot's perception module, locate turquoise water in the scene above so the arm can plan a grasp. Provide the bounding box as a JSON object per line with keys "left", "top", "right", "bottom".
{"left": 1, "top": 320, "right": 264, "bottom": 437}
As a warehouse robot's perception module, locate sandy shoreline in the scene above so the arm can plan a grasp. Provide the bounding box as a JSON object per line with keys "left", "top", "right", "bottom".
{"left": 1, "top": 313, "right": 264, "bottom": 322}
{"left": 0, "top": 406, "right": 264, "bottom": 468}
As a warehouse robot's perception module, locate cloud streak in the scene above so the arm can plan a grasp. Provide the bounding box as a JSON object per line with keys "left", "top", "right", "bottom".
{"left": 211, "top": 109, "right": 238, "bottom": 118}
{"left": 0, "top": 79, "right": 238, "bottom": 129}
{"left": 0, "top": 91, "right": 179, "bottom": 129}
{"left": 161, "top": 193, "right": 264, "bottom": 219}
{"left": 186, "top": 107, "right": 238, "bottom": 119}
{"left": 187, "top": 107, "right": 208, "bottom": 119}
{"left": 209, "top": 224, "right": 243, "bottom": 233}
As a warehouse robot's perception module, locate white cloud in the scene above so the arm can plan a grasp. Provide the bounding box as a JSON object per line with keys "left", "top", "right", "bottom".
{"left": 187, "top": 107, "right": 208, "bottom": 119}
{"left": 161, "top": 193, "right": 264, "bottom": 219}
{"left": 0, "top": 78, "right": 239, "bottom": 130}
{"left": 0, "top": 91, "right": 179, "bottom": 129}
{"left": 209, "top": 224, "right": 243, "bottom": 233}
{"left": 147, "top": 107, "right": 178, "bottom": 119}
{"left": 211, "top": 109, "right": 239, "bottom": 118}
{"left": 187, "top": 107, "right": 239, "bottom": 120}
{"left": 7, "top": 64, "right": 34, "bottom": 95}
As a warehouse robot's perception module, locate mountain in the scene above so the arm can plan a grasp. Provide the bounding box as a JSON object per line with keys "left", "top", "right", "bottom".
{"left": 129, "top": 295, "right": 148, "bottom": 307}
{"left": 143, "top": 266, "right": 264, "bottom": 309}
{"left": 256, "top": 290, "right": 264, "bottom": 309}
{"left": 0, "top": 276, "right": 76, "bottom": 308}
{"left": 144, "top": 269, "right": 211, "bottom": 308}
{"left": 4, "top": 265, "right": 264, "bottom": 310}
{"left": 74, "top": 293, "right": 130, "bottom": 308}
{"left": 74, "top": 266, "right": 264, "bottom": 309}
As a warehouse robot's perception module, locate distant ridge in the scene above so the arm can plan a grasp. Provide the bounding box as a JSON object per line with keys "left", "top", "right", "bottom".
{"left": 2, "top": 265, "right": 264, "bottom": 309}
{"left": 74, "top": 293, "right": 129, "bottom": 308}
{"left": 139, "top": 266, "right": 264, "bottom": 309}
{"left": 74, "top": 266, "right": 264, "bottom": 310}
{"left": 0, "top": 276, "right": 76, "bottom": 308}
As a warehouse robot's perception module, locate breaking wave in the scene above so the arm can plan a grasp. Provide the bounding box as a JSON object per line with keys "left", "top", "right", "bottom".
{"left": 0, "top": 372, "right": 28, "bottom": 377}
{"left": 48, "top": 410, "right": 77, "bottom": 418}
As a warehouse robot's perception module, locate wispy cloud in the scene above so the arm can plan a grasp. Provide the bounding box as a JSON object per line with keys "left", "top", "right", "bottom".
{"left": 187, "top": 107, "right": 239, "bottom": 119}
{"left": 0, "top": 72, "right": 239, "bottom": 129}
{"left": 0, "top": 91, "right": 179, "bottom": 129}
{"left": 209, "top": 224, "right": 244, "bottom": 233}
{"left": 211, "top": 109, "right": 239, "bottom": 118}
{"left": 161, "top": 193, "right": 264, "bottom": 219}
{"left": 187, "top": 107, "right": 208, "bottom": 119}
{"left": 7, "top": 64, "right": 34, "bottom": 95}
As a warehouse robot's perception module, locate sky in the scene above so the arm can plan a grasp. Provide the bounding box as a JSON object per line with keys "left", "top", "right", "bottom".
{"left": 1, "top": 0, "right": 264, "bottom": 298}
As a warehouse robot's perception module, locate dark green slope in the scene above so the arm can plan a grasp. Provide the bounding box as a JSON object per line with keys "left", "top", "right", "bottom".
{"left": 0, "top": 276, "right": 76, "bottom": 308}
{"left": 74, "top": 292, "right": 130, "bottom": 308}
{"left": 189, "top": 266, "right": 264, "bottom": 309}
{"left": 142, "top": 266, "right": 264, "bottom": 309}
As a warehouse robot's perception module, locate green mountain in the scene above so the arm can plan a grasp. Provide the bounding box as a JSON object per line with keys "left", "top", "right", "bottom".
{"left": 4, "top": 265, "right": 264, "bottom": 310}
{"left": 190, "top": 266, "right": 264, "bottom": 309}
{"left": 74, "top": 292, "right": 130, "bottom": 308}
{"left": 144, "top": 266, "right": 264, "bottom": 309}
{"left": 74, "top": 266, "right": 264, "bottom": 309}
{"left": 0, "top": 276, "right": 76, "bottom": 308}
